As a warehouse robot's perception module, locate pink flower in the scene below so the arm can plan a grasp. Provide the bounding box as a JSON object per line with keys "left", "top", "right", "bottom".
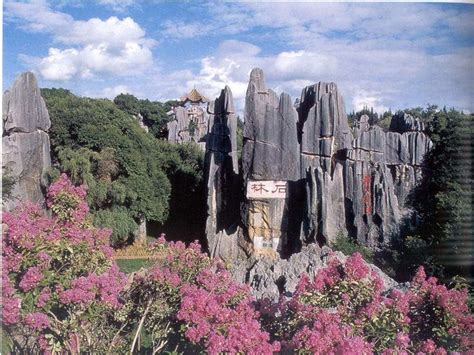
{"left": 24, "top": 312, "right": 50, "bottom": 330}
{"left": 37, "top": 287, "right": 52, "bottom": 307}
{"left": 19, "top": 266, "right": 43, "bottom": 291}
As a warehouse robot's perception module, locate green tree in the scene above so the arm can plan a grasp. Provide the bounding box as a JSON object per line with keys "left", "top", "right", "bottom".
{"left": 42, "top": 89, "right": 202, "bottom": 246}
{"left": 401, "top": 108, "right": 473, "bottom": 281}
{"left": 113, "top": 93, "right": 181, "bottom": 139}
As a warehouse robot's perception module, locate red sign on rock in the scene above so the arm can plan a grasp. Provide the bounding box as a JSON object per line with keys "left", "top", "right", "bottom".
{"left": 362, "top": 175, "right": 372, "bottom": 215}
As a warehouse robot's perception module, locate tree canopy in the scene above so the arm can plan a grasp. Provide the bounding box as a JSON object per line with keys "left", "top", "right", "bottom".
{"left": 42, "top": 88, "right": 203, "bottom": 245}
{"left": 113, "top": 93, "right": 181, "bottom": 139}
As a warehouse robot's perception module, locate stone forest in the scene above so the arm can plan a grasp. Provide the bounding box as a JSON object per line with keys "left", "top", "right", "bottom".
{"left": 2, "top": 70, "right": 473, "bottom": 353}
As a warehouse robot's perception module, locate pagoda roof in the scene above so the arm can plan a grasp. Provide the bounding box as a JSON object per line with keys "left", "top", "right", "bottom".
{"left": 180, "top": 88, "right": 209, "bottom": 104}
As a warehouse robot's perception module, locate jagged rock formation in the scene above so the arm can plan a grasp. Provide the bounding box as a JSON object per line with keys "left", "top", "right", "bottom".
{"left": 232, "top": 244, "right": 398, "bottom": 302}
{"left": 2, "top": 72, "right": 52, "bottom": 210}
{"left": 241, "top": 68, "right": 302, "bottom": 258}
{"left": 237, "top": 68, "right": 433, "bottom": 256}
{"left": 344, "top": 112, "right": 433, "bottom": 246}
{"left": 204, "top": 86, "right": 242, "bottom": 261}
{"left": 203, "top": 68, "right": 432, "bottom": 266}
{"left": 298, "top": 82, "right": 352, "bottom": 246}
{"left": 167, "top": 97, "right": 209, "bottom": 150}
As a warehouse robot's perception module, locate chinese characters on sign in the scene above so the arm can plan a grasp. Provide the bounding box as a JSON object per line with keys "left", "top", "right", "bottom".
{"left": 254, "top": 236, "right": 280, "bottom": 252}
{"left": 246, "top": 180, "right": 287, "bottom": 199}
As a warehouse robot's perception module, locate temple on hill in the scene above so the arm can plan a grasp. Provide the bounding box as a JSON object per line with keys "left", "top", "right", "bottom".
{"left": 180, "top": 88, "right": 209, "bottom": 106}
{"left": 167, "top": 88, "right": 209, "bottom": 150}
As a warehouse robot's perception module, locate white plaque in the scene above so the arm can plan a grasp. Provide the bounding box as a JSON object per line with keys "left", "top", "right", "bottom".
{"left": 247, "top": 180, "right": 287, "bottom": 199}
{"left": 254, "top": 236, "right": 280, "bottom": 251}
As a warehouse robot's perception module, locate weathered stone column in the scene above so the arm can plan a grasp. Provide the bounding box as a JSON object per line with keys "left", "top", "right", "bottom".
{"left": 297, "top": 82, "right": 351, "bottom": 246}
{"left": 242, "top": 68, "right": 302, "bottom": 257}
{"left": 2, "top": 72, "right": 52, "bottom": 211}
{"left": 204, "top": 86, "right": 241, "bottom": 261}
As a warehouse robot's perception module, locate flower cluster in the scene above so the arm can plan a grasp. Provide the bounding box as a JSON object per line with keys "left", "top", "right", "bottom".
{"left": 2, "top": 174, "right": 126, "bottom": 354}
{"left": 408, "top": 267, "right": 474, "bottom": 352}
{"left": 2, "top": 174, "right": 472, "bottom": 354}
{"left": 177, "top": 265, "right": 280, "bottom": 354}
{"left": 267, "top": 252, "right": 473, "bottom": 354}
{"left": 292, "top": 310, "right": 372, "bottom": 354}
{"left": 118, "top": 237, "right": 214, "bottom": 353}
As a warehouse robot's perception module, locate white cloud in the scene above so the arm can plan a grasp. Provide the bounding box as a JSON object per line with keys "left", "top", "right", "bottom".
{"left": 98, "top": 0, "right": 136, "bottom": 12}
{"left": 5, "top": 1, "right": 154, "bottom": 81}
{"left": 38, "top": 48, "right": 82, "bottom": 80}
{"left": 37, "top": 42, "right": 153, "bottom": 80}
{"left": 6, "top": 2, "right": 472, "bottom": 113}
{"left": 161, "top": 20, "right": 215, "bottom": 40}
{"left": 93, "top": 85, "right": 133, "bottom": 99}
{"left": 352, "top": 90, "right": 389, "bottom": 114}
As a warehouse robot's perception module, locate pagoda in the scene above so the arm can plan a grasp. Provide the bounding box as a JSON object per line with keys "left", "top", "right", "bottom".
{"left": 180, "top": 88, "right": 209, "bottom": 106}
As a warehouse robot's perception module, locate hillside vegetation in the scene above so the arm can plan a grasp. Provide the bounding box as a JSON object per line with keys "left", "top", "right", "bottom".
{"left": 41, "top": 88, "right": 204, "bottom": 246}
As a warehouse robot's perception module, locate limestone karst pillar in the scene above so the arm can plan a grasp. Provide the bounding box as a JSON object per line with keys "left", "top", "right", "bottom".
{"left": 204, "top": 86, "right": 241, "bottom": 261}
{"left": 2, "top": 72, "right": 52, "bottom": 211}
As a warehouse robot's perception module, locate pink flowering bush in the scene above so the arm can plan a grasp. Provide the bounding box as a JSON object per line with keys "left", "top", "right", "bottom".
{"left": 115, "top": 238, "right": 209, "bottom": 353}
{"left": 2, "top": 174, "right": 472, "bottom": 354}
{"left": 177, "top": 263, "right": 280, "bottom": 354}
{"left": 407, "top": 267, "right": 474, "bottom": 352}
{"left": 119, "top": 237, "right": 279, "bottom": 354}
{"left": 262, "top": 252, "right": 473, "bottom": 354}
{"left": 2, "top": 174, "right": 127, "bottom": 353}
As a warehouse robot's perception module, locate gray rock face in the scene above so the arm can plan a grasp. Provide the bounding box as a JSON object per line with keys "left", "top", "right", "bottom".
{"left": 203, "top": 68, "right": 433, "bottom": 265}
{"left": 231, "top": 244, "right": 397, "bottom": 302}
{"left": 167, "top": 104, "right": 209, "bottom": 151}
{"left": 389, "top": 112, "right": 425, "bottom": 133}
{"left": 204, "top": 86, "right": 243, "bottom": 261}
{"left": 3, "top": 72, "right": 51, "bottom": 133}
{"left": 239, "top": 68, "right": 433, "bottom": 253}
{"left": 242, "top": 69, "right": 302, "bottom": 257}
{"left": 297, "top": 82, "right": 352, "bottom": 246}
{"left": 243, "top": 68, "right": 300, "bottom": 182}
{"left": 2, "top": 72, "right": 52, "bottom": 210}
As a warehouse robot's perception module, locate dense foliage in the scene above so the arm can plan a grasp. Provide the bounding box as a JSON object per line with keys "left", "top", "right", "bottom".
{"left": 2, "top": 174, "right": 127, "bottom": 353}
{"left": 41, "top": 88, "right": 203, "bottom": 245}
{"left": 3, "top": 175, "right": 473, "bottom": 354}
{"left": 373, "top": 107, "right": 473, "bottom": 282}
{"left": 113, "top": 93, "right": 181, "bottom": 139}
{"left": 261, "top": 252, "right": 473, "bottom": 354}
{"left": 2, "top": 176, "right": 277, "bottom": 353}
{"left": 411, "top": 107, "right": 472, "bottom": 279}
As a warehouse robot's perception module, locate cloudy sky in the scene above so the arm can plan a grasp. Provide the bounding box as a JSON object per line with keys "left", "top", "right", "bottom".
{"left": 4, "top": 0, "right": 474, "bottom": 113}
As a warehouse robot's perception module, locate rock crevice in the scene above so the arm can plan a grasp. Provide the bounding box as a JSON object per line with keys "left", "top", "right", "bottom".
{"left": 207, "top": 68, "right": 433, "bottom": 259}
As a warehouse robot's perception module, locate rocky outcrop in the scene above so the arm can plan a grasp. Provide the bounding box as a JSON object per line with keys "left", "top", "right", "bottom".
{"left": 344, "top": 113, "right": 433, "bottom": 245}
{"left": 2, "top": 72, "right": 52, "bottom": 211}
{"left": 242, "top": 69, "right": 302, "bottom": 257}
{"left": 167, "top": 105, "right": 209, "bottom": 150}
{"left": 232, "top": 244, "right": 398, "bottom": 302}
{"left": 204, "top": 86, "right": 242, "bottom": 261}
{"left": 298, "top": 82, "right": 352, "bottom": 246}
{"left": 203, "top": 68, "right": 433, "bottom": 263}
{"left": 243, "top": 68, "right": 300, "bottom": 182}
{"left": 237, "top": 68, "right": 433, "bottom": 255}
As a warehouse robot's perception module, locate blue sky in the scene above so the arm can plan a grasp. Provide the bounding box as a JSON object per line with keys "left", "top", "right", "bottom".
{"left": 4, "top": 1, "right": 474, "bottom": 114}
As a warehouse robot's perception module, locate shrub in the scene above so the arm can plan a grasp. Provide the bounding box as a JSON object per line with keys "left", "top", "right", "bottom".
{"left": 331, "top": 232, "right": 374, "bottom": 263}
{"left": 264, "top": 252, "right": 473, "bottom": 354}
{"left": 118, "top": 237, "right": 279, "bottom": 354}
{"left": 2, "top": 174, "right": 127, "bottom": 353}
{"left": 2, "top": 174, "right": 472, "bottom": 354}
